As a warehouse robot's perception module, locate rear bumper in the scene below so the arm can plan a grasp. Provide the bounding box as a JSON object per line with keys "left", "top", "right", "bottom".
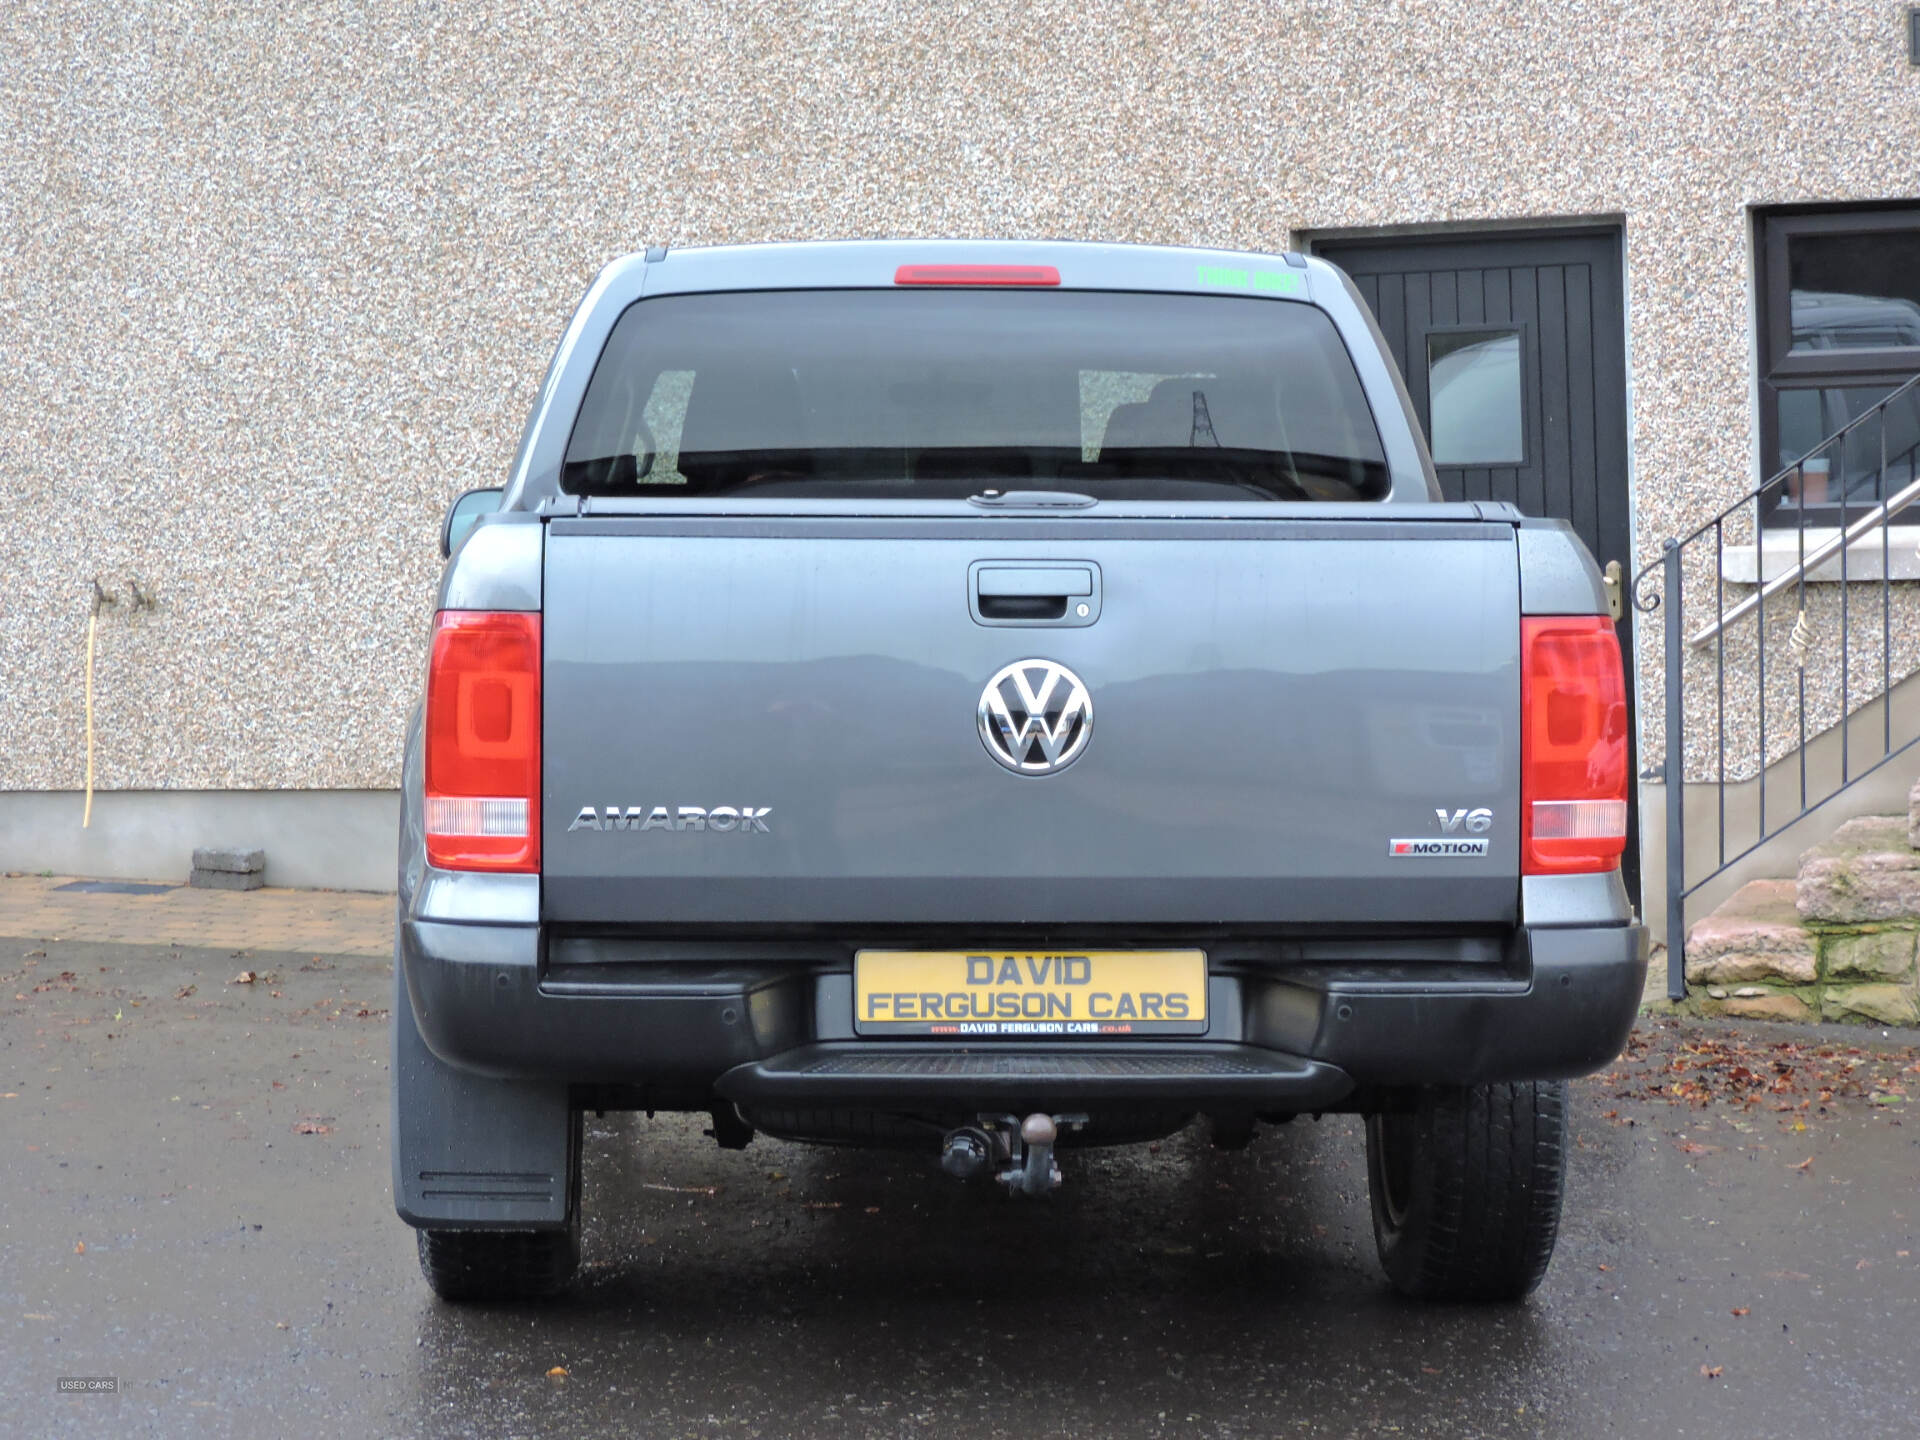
{"left": 715, "top": 1044, "right": 1356, "bottom": 1110}
{"left": 398, "top": 919, "right": 1647, "bottom": 1111}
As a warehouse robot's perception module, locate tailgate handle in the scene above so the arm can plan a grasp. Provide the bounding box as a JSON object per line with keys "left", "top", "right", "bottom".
{"left": 970, "top": 562, "right": 1101, "bottom": 627}
{"left": 977, "top": 567, "right": 1093, "bottom": 598}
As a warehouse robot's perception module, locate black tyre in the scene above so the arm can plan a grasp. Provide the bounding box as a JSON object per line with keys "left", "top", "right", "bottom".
{"left": 1364, "top": 1080, "right": 1568, "bottom": 1303}
{"left": 417, "top": 1217, "right": 581, "bottom": 1303}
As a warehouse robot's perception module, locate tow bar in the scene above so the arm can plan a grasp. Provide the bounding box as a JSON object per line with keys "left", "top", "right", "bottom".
{"left": 940, "top": 1113, "right": 1087, "bottom": 1196}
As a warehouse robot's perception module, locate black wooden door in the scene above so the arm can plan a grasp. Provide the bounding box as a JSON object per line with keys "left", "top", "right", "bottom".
{"left": 1314, "top": 227, "right": 1638, "bottom": 904}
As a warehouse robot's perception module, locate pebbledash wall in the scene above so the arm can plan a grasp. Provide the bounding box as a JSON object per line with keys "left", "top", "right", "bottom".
{"left": 2, "top": 1, "right": 1919, "bottom": 894}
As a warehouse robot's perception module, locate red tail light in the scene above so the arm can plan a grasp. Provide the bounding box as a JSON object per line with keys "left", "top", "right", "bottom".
{"left": 1521, "top": 615, "right": 1628, "bottom": 875}
{"left": 424, "top": 611, "right": 540, "bottom": 872}
{"left": 894, "top": 264, "right": 1061, "bottom": 287}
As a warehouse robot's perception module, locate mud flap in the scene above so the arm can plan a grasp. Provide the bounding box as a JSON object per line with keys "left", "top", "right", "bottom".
{"left": 390, "top": 944, "right": 575, "bottom": 1229}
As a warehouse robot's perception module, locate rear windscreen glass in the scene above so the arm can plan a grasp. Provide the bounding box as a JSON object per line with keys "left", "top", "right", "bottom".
{"left": 561, "top": 289, "right": 1390, "bottom": 502}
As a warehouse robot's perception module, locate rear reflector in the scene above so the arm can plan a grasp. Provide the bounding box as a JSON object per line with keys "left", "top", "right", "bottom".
{"left": 1530, "top": 798, "right": 1630, "bottom": 841}
{"left": 1521, "top": 615, "right": 1629, "bottom": 875}
{"left": 424, "top": 796, "right": 530, "bottom": 837}
{"left": 894, "top": 264, "right": 1061, "bottom": 287}
{"left": 424, "top": 611, "right": 540, "bottom": 872}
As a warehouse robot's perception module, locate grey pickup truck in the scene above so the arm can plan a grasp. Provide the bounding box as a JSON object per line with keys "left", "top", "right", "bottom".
{"left": 394, "top": 240, "right": 1646, "bottom": 1305}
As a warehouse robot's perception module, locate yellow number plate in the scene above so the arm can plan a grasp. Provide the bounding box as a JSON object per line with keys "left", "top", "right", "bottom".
{"left": 854, "top": 950, "right": 1207, "bottom": 1037}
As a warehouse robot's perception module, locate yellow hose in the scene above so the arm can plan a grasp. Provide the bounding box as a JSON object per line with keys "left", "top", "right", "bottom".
{"left": 83, "top": 611, "right": 96, "bottom": 828}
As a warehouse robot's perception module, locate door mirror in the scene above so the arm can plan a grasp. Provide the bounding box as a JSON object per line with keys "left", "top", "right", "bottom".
{"left": 440, "top": 488, "right": 504, "bottom": 558}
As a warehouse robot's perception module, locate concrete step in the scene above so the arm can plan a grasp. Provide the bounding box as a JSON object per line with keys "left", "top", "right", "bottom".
{"left": 1683, "top": 875, "right": 1919, "bottom": 1026}
{"left": 1795, "top": 815, "right": 1920, "bottom": 923}
{"left": 1672, "top": 779, "right": 1920, "bottom": 1025}
{"left": 1685, "top": 879, "right": 1817, "bottom": 989}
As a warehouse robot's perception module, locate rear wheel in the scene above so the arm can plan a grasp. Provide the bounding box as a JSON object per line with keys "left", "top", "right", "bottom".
{"left": 1364, "top": 1081, "right": 1568, "bottom": 1303}
{"left": 417, "top": 1216, "right": 581, "bottom": 1303}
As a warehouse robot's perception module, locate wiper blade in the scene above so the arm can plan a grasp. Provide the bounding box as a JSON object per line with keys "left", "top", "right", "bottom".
{"left": 966, "top": 489, "right": 1099, "bottom": 511}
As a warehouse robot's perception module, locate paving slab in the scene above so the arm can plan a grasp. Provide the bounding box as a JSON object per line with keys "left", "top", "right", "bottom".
{"left": 0, "top": 873, "right": 391, "bottom": 958}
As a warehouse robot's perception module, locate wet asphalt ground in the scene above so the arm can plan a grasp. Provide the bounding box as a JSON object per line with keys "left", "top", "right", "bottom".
{"left": 4, "top": 936, "right": 1920, "bottom": 1439}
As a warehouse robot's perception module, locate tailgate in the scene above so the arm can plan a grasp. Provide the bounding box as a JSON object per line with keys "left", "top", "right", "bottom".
{"left": 540, "top": 515, "right": 1521, "bottom": 926}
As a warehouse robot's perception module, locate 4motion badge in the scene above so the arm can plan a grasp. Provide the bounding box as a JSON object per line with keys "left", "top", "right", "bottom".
{"left": 1389, "top": 806, "right": 1493, "bottom": 858}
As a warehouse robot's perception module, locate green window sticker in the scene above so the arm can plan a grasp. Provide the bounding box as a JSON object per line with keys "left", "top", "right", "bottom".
{"left": 1251, "top": 269, "right": 1305, "bottom": 295}
{"left": 1196, "top": 263, "right": 1305, "bottom": 297}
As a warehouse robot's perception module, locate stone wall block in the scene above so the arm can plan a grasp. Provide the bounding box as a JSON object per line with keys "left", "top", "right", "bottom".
{"left": 1823, "top": 928, "right": 1918, "bottom": 982}
{"left": 1796, "top": 817, "right": 1920, "bottom": 923}
{"left": 1820, "top": 982, "right": 1920, "bottom": 1028}
{"left": 1706, "top": 987, "right": 1816, "bottom": 1023}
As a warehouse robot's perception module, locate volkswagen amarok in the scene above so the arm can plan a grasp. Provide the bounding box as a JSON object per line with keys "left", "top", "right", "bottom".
{"left": 394, "top": 240, "right": 1647, "bottom": 1304}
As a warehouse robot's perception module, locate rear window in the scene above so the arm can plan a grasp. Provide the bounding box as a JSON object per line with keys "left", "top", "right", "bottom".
{"left": 562, "top": 289, "right": 1389, "bottom": 502}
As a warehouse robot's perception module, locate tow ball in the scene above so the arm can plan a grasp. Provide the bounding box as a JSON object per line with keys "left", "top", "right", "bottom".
{"left": 940, "top": 1113, "right": 1087, "bottom": 1196}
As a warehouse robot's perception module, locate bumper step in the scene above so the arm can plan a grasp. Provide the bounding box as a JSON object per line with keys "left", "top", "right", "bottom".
{"left": 715, "top": 1043, "right": 1354, "bottom": 1109}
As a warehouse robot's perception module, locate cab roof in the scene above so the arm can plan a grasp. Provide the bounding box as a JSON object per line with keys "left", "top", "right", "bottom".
{"left": 620, "top": 238, "right": 1337, "bottom": 305}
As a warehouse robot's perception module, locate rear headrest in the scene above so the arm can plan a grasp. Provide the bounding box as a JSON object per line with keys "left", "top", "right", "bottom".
{"left": 1102, "top": 380, "right": 1207, "bottom": 451}
{"left": 676, "top": 366, "right": 809, "bottom": 487}
{"left": 1101, "top": 377, "right": 1276, "bottom": 453}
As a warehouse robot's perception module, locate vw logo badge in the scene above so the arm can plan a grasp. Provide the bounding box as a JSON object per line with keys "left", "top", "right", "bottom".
{"left": 978, "top": 659, "right": 1093, "bottom": 775}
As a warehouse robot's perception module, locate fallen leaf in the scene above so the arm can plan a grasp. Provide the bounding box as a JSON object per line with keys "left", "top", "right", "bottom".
{"left": 1597, "top": 1263, "right": 1610, "bottom": 1272}
{"left": 175, "top": 985, "right": 196, "bottom": 999}
{"left": 1731, "top": 1307, "right": 1749, "bottom": 1317}
{"left": 231, "top": 971, "right": 256, "bottom": 985}
{"left": 73, "top": 1241, "right": 85, "bottom": 1254}
{"left": 1857, "top": 1259, "right": 1872, "bottom": 1270}
{"left": 1790, "top": 1157, "right": 1814, "bottom": 1171}
{"left": 275, "top": 1321, "right": 289, "bottom": 1330}
{"left": 864, "top": 1206, "right": 881, "bottom": 1215}
{"left": 546, "top": 1366, "right": 569, "bottom": 1380}
{"left": 1700, "top": 1365, "right": 1722, "bottom": 1379}
{"left": 291, "top": 1120, "right": 332, "bottom": 1136}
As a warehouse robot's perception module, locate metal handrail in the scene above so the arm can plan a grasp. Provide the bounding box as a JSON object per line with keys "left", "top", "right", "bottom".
{"left": 1687, "top": 471, "right": 1920, "bottom": 646}
{"left": 1631, "top": 370, "right": 1920, "bottom": 1002}
{"left": 1632, "top": 372, "right": 1920, "bottom": 614}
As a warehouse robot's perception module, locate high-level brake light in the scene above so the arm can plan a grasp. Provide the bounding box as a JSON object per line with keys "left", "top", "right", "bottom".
{"left": 894, "top": 264, "right": 1061, "bottom": 287}
{"left": 424, "top": 610, "right": 541, "bottom": 872}
{"left": 1520, "top": 615, "right": 1629, "bottom": 875}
